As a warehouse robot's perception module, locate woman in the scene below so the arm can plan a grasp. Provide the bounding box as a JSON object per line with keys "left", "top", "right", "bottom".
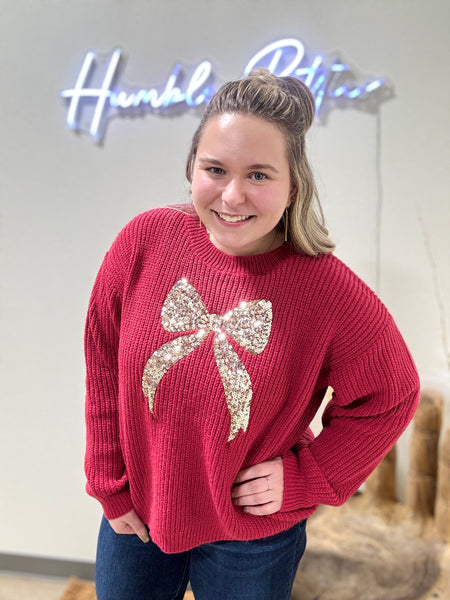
{"left": 85, "top": 70, "right": 420, "bottom": 599}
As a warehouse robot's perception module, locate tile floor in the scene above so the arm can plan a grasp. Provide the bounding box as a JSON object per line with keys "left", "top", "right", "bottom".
{"left": 0, "top": 573, "right": 70, "bottom": 600}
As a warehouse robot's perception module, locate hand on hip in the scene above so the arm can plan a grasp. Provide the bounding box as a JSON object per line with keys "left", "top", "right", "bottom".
{"left": 232, "top": 456, "right": 284, "bottom": 515}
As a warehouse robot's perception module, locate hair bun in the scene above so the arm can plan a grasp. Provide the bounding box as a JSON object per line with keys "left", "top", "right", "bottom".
{"left": 280, "top": 76, "right": 316, "bottom": 132}
{"left": 246, "top": 69, "right": 315, "bottom": 132}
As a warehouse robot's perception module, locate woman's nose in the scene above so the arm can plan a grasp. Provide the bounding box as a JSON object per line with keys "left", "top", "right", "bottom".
{"left": 222, "top": 179, "right": 245, "bottom": 206}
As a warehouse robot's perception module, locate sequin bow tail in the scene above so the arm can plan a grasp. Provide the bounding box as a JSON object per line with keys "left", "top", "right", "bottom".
{"left": 142, "top": 279, "right": 272, "bottom": 441}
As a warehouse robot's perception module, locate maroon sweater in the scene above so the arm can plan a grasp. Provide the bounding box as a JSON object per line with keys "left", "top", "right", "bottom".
{"left": 85, "top": 206, "right": 419, "bottom": 553}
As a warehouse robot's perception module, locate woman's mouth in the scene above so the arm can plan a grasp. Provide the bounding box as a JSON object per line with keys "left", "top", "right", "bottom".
{"left": 214, "top": 211, "right": 253, "bottom": 223}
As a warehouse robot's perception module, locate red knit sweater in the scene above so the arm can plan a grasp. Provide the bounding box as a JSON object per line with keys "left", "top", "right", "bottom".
{"left": 85, "top": 206, "right": 420, "bottom": 553}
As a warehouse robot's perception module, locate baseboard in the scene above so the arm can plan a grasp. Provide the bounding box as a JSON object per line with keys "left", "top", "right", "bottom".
{"left": 0, "top": 553, "right": 95, "bottom": 581}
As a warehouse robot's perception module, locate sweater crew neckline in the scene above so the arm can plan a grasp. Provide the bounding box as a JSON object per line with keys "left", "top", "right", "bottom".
{"left": 184, "top": 211, "right": 295, "bottom": 274}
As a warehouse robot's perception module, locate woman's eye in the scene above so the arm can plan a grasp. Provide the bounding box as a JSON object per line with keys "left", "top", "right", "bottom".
{"left": 252, "top": 172, "right": 267, "bottom": 181}
{"left": 208, "top": 167, "right": 224, "bottom": 175}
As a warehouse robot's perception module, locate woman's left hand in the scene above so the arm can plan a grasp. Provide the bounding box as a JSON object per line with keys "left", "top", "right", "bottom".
{"left": 231, "top": 456, "right": 284, "bottom": 516}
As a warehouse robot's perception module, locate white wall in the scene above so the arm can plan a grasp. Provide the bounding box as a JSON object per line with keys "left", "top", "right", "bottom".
{"left": 1, "top": 0, "right": 448, "bottom": 562}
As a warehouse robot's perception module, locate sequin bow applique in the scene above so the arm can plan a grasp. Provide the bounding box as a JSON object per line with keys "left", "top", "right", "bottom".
{"left": 142, "top": 278, "right": 273, "bottom": 441}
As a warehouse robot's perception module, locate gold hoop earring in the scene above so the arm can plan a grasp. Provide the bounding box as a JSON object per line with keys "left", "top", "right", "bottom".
{"left": 284, "top": 208, "right": 289, "bottom": 242}
{"left": 199, "top": 216, "right": 202, "bottom": 228}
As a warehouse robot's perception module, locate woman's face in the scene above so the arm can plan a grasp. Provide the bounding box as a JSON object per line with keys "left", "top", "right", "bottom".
{"left": 191, "top": 113, "right": 293, "bottom": 256}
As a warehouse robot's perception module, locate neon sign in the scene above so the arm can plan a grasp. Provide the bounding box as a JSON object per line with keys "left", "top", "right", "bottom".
{"left": 61, "top": 38, "right": 391, "bottom": 143}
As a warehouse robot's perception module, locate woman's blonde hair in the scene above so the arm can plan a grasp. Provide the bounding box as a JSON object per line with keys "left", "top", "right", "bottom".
{"left": 185, "top": 69, "right": 335, "bottom": 256}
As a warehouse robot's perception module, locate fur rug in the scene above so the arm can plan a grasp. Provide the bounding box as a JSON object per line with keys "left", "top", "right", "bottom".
{"left": 60, "top": 578, "right": 96, "bottom": 600}
{"left": 292, "top": 497, "right": 450, "bottom": 600}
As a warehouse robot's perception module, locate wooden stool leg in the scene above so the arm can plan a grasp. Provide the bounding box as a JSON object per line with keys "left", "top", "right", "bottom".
{"left": 406, "top": 390, "right": 442, "bottom": 517}
{"left": 435, "top": 428, "right": 450, "bottom": 542}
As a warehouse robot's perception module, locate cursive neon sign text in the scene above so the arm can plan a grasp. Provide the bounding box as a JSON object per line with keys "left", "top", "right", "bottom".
{"left": 61, "top": 38, "right": 390, "bottom": 142}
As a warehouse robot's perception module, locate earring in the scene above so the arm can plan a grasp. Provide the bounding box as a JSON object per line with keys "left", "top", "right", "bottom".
{"left": 284, "top": 207, "right": 289, "bottom": 242}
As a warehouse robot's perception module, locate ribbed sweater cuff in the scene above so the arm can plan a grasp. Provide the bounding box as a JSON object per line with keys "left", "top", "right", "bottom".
{"left": 99, "top": 489, "right": 134, "bottom": 520}
{"left": 281, "top": 449, "right": 339, "bottom": 512}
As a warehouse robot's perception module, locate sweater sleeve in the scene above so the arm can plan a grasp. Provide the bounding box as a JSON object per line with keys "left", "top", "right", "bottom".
{"left": 84, "top": 225, "right": 136, "bottom": 520}
{"left": 281, "top": 317, "right": 420, "bottom": 512}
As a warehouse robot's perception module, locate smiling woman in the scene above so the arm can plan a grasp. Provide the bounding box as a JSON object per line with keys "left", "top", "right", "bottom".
{"left": 84, "top": 69, "right": 419, "bottom": 600}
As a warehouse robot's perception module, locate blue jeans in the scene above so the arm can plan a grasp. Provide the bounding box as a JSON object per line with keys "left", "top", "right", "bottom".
{"left": 96, "top": 516, "right": 306, "bottom": 600}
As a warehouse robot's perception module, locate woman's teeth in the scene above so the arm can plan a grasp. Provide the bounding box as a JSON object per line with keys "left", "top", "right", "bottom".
{"left": 217, "top": 212, "right": 251, "bottom": 222}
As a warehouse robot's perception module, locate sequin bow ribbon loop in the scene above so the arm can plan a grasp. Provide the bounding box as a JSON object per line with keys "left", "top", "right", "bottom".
{"left": 142, "top": 279, "right": 272, "bottom": 441}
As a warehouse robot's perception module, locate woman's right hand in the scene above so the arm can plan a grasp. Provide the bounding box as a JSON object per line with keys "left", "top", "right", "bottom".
{"left": 108, "top": 509, "right": 150, "bottom": 543}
